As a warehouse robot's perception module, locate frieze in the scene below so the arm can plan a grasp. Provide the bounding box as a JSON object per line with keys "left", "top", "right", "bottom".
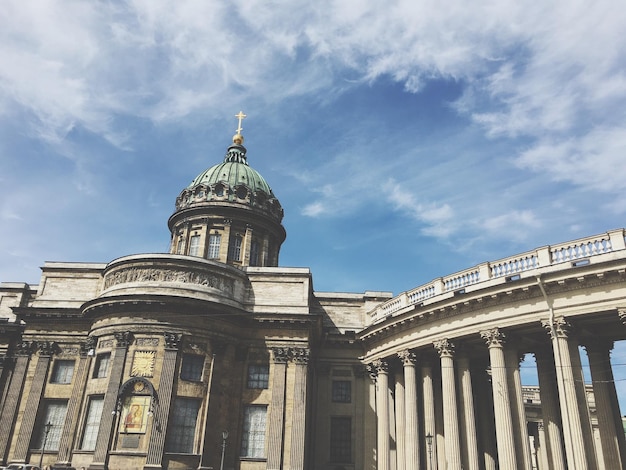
{"left": 99, "top": 339, "right": 114, "bottom": 349}
{"left": 136, "top": 338, "right": 160, "bottom": 347}
{"left": 58, "top": 347, "right": 80, "bottom": 357}
{"left": 103, "top": 266, "right": 235, "bottom": 296}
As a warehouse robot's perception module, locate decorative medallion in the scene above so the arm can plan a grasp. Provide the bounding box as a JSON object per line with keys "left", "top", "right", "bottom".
{"left": 131, "top": 351, "right": 155, "bottom": 377}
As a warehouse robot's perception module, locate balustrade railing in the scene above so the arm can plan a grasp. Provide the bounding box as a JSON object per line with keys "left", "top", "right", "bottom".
{"left": 369, "top": 229, "right": 626, "bottom": 324}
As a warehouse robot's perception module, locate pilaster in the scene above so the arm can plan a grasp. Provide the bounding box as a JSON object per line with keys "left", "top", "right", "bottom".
{"left": 89, "top": 331, "right": 133, "bottom": 470}
{"left": 56, "top": 338, "right": 96, "bottom": 466}
{"left": 145, "top": 332, "right": 182, "bottom": 469}
{"left": 0, "top": 342, "right": 32, "bottom": 464}
{"left": 289, "top": 347, "right": 309, "bottom": 470}
{"left": 266, "top": 347, "right": 289, "bottom": 470}
{"left": 13, "top": 341, "right": 56, "bottom": 463}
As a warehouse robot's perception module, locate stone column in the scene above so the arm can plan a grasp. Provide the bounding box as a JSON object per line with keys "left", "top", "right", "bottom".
{"left": 370, "top": 359, "right": 390, "bottom": 470}
{"left": 56, "top": 338, "right": 95, "bottom": 466}
{"left": 537, "top": 422, "right": 551, "bottom": 470}
{"left": 289, "top": 348, "right": 309, "bottom": 470}
{"left": 89, "top": 332, "right": 132, "bottom": 470}
{"left": 569, "top": 336, "right": 597, "bottom": 470}
{"left": 505, "top": 349, "right": 533, "bottom": 470}
{"left": 584, "top": 340, "right": 622, "bottom": 469}
{"left": 398, "top": 350, "right": 419, "bottom": 470}
{"left": 474, "top": 363, "right": 497, "bottom": 470}
{"left": 266, "top": 347, "right": 289, "bottom": 470}
{"left": 13, "top": 341, "right": 56, "bottom": 463}
{"left": 534, "top": 347, "right": 566, "bottom": 470}
{"left": 145, "top": 333, "right": 182, "bottom": 469}
{"left": 457, "top": 354, "right": 480, "bottom": 470}
{"left": 421, "top": 361, "right": 436, "bottom": 470}
{"left": 363, "top": 366, "right": 377, "bottom": 470}
{"left": 0, "top": 342, "right": 33, "bottom": 464}
{"left": 542, "top": 317, "right": 589, "bottom": 470}
{"left": 480, "top": 328, "right": 517, "bottom": 469}
{"left": 394, "top": 369, "right": 406, "bottom": 470}
{"left": 434, "top": 339, "right": 462, "bottom": 470}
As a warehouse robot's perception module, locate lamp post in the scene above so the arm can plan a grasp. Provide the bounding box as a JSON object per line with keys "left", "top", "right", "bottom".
{"left": 39, "top": 421, "right": 53, "bottom": 469}
{"left": 219, "top": 430, "right": 229, "bottom": 470}
{"left": 425, "top": 433, "right": 434, "bottom": 470}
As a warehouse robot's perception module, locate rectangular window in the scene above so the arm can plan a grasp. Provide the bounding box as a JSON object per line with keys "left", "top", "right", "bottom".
{"left": 181, "top": 354, "right": 204, "bottom": 381}
{"left": 50, "top": 360, "right": 75, "bottom": 384}
{"left": 247, "top": 364, "right": 269, "bottom": 389}
{"left": 81, "top": 396, "right": 104, "bottom": 451}
{"left": 208, "top": 234, "right": 221, "bottom": 259}
{"left": 33, "top": 401, "right": 67, "bottom": 451}
{"left": 330, "top": 417, "right": 352, "bottom": 463}
{"left": 176, "top": 236, "right": 185, "bottom": 254}
{"left": 93, "top": 353, "right": 110, "bottom": 378}
{"left": 189, "top": 234, "right": 201, "bottom": 256}
{"left": 250, "top": 240, "right": 260, "bottom": 266}
{"left": 332, "top": 380, "right": 352, "bottom": 403}
{"left": 228, "top": 235, "right": 242, "bottom": 261}
{"left": 166, "top": 398, "right": 200, "bottom": 453}
{"left": 241, "top": 405, "right": 267, "bottom": 458}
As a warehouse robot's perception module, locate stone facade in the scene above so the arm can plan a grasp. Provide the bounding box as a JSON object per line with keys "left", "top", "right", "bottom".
{"left": 0, "top": 129, "right": 625, "bottom": 469}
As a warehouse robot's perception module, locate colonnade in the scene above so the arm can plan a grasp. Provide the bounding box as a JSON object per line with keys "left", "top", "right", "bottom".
{"left": 366, "top": 317, "right": 626, "bottom": 470}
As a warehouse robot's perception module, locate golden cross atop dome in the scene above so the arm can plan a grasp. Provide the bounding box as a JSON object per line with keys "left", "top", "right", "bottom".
{"left": 235, "top": 111, "right": 247, "bottom": 134}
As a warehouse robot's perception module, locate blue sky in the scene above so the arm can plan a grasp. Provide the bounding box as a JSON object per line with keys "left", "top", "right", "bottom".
{"left": 1, "top": 2, "right": 626, "bottom": 408}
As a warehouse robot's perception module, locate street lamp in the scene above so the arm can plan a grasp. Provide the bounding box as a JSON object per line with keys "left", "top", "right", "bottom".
{"left": 219, "top": 430, "right": 229, "bottom": 470}
{"left": 425, "top": 433, "right": 434, "bottom": 470}
{"left": 39, "top": 421, "right": 53, "bottom": 469}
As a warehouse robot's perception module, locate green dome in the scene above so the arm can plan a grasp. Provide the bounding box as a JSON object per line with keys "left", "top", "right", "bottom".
{"left": 175, "top": 143, "right": 283, "bottom": 222}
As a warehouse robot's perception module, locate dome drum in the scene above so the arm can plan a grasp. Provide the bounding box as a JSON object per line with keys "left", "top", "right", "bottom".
{"left": 92, "top": 254, "right": 249, "bottom": 311}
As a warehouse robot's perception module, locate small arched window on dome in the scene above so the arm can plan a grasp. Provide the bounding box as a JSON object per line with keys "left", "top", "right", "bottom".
{"left": 228, "top": 234, "right": 243, "bottom": 262}
{"left": 214, "top": 184, "right": 225, "bottom": 197}
{"left": 236, "top": 186, "right": 248, "bottom": 200}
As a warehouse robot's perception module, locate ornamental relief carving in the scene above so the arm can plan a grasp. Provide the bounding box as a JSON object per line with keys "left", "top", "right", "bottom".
{"left": 136, "top": 338, "right": 160, "bottom": 347}
{"left": 103, "top": 266, "right": 235, "bottom": 296}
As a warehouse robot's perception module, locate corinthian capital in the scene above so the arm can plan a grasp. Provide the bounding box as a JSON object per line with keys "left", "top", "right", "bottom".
{"left": 434, "top": 338, "right": 455, "bottom": 357}
{"left": 542, "top": 316, "right": 571, "bottom": 339}
{"left": 481, "top": 328, "right": 506, "bottom": 348}
{"left": 397, "top": 349, "right": 417, "bottom": 366}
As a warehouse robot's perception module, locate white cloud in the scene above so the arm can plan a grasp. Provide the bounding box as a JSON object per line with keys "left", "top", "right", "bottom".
{"left": 385, "top": 179, "right": 456, "bottom": 238}
{"left": 516, "top": 127, "right": 626, "bottom": 193}
{"left": 302, "top": 201, "right": 326, "bottom": 217}
{"left": 481, "top": 210, "right": 541, "bottom": 243}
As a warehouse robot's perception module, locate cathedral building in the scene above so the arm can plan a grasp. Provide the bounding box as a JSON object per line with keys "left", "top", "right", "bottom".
{"left": 1, "top": 115, "right": 626, "bottom": 470}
